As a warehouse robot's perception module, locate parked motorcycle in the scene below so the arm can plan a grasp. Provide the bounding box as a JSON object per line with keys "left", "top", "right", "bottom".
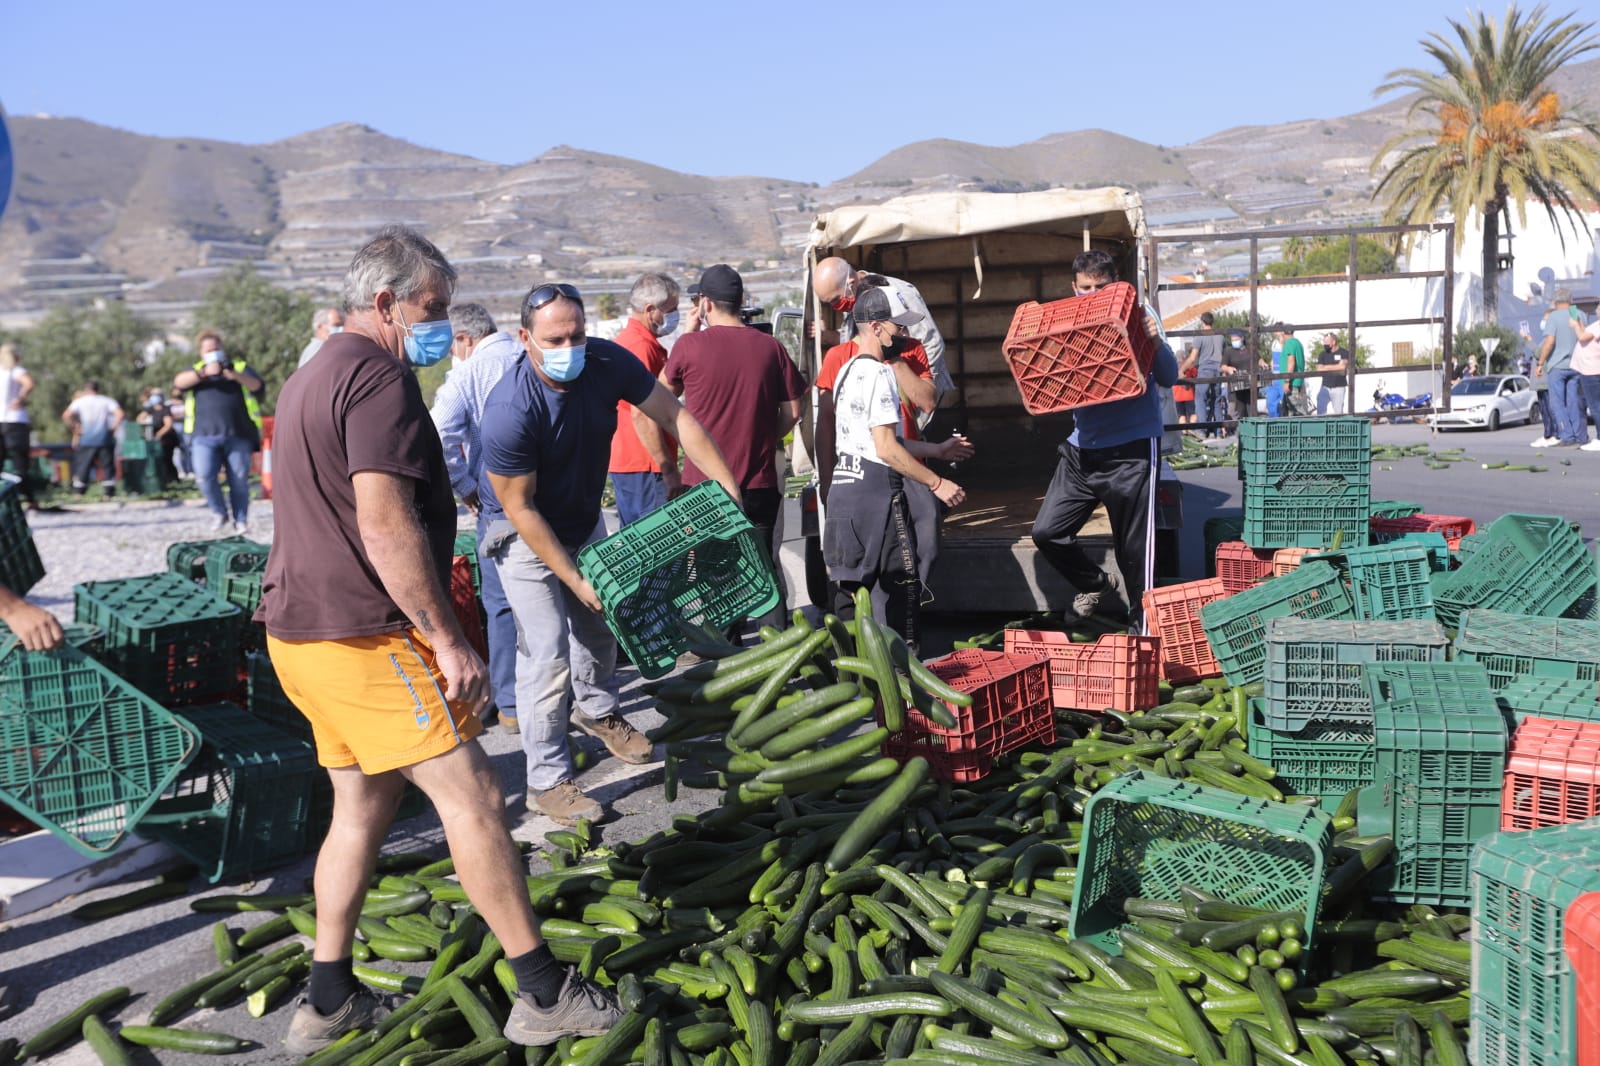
{"left": 1370, "top": 380, "right": 1433, "bottom": 423}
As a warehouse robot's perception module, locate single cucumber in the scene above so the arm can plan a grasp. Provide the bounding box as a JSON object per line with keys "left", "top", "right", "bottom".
{"left": 1248, "top": 965, "right": 1300, "bottom": 1055}
{"left": 81, "top": 1015, "right": 136, "bottom": 1066}
{"left": 856, "top": 609, "right": 904, "bottom": 732}
{"left": 191, "top": 893, "right": 314, "bottom": 912}
{"left": 71, "top": 880, "right": 189, "bottom": 921}
{"left": 236, "top": 912, "right": 297, "bottom": 951}
{"left": 246, "top": 975, "right": 298, "bottom": 1019}
{"left": 20, "top": 988, "right": 132, "bottom": 1059}
{"left": 115, "top": 1025, "right": 252, "bottom": 1054}
{"left": 734, "top": 682, "right": 861, "bottom": 750}
{"left": 928, "top": 969, "right": 1068, "bottom": 1049}
{"left": 755, "top": 725, "right": 888, "bottom": 783}
{"left": 757, "top": 700, "right": 878, "bottom": 761}
{"left": 784, "top": 992, "right": 952, "bottom": 1023}
{"left": 825, "top": 758, "right": 930, "bottom": 871}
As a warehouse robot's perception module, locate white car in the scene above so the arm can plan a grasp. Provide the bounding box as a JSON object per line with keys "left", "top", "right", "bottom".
{"left": 1429, "top": 374, "right": 1540, "bottom": 431}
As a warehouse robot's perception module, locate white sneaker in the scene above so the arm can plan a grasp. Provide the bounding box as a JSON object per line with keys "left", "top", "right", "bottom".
{"left": 1531, "top": 436, "right": 1557, "bottom": 447}
{"left": 233, "top": 520, "right": 249, "bottom": 534}
{"left": 1581, "top": 441, "right": 1600, "bottom": 452}
{"left": 208, "top": 514, "right": 229, "bottom": 533}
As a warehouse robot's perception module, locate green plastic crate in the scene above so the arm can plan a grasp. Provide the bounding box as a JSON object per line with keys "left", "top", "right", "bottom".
{"left": 0, "top": 620, "right": 104, "bottom": 656}
{"left": 1306, "top": 541, "right": 1437, "bottom": 621}
{"left": 453, "top": 529, "right": 481, "bottom": 595}
{"left": 1365, "top": 661, "right": 1506, "bottom": 789}
{"left": 1470, "top": 819, "right": 1600, "bottom": 1065}
{"left": 1069, "top": 771, "right": 1333, "bottom": 953}
{"left": 1202, "top": 514, "right": 1245, "bottom": 579}
{"left": 1199, "top": 561, "right": 1357, "bottom": 688}
{"left": 1369, "top": 500, "right": 1424, "bottom": 519}
{"left": 139, "top": 702, "right": 316, "bottom": 882}
{"left": 1453, "top": 609, "right": 1600, "bottom": 692}
{"left": 1499, "top": 676, "right": 1600, "bottom": 726}
{"left": 1433, "top": 513, "right": 1594, "bottom": 629}
{"left": 74, "top": 572, "right": 242, "bottom": 705}
{"left": 0, "top": 473, "right": 44, "bottom": 597}
{"left": 576, "top": 481, "right": 780, "bottom": 679}
{"left": 1262, "top": 617, "right": 1448, "bottom": 731}
{"left": 166, "top": 534, "right": 266, "bottom": 586}
{"left": 1237, "top": 417, "right": 1372, "bottom": 481}
{"left": 0, "top": 642, "right": 200, "bottom": 856}
{"left": 1245, "top": 699, "right": 1375, "bottom": 812}
{"left": 1241, "top": 476, "right": 1372, "bottom": 551}
{"left": 1358, "top": 777, "right": 1504, "bottom": 906}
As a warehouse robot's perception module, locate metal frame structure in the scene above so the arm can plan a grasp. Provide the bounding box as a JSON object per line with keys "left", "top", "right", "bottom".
{"left": 1144, "top": 222, "right": 1456, "bottom": 427}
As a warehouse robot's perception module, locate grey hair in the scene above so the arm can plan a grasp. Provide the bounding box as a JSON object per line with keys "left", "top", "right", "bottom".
{"left": 448, "top": 302, "right": 497, "bottom": 341}
{"left": 312, "top": 306, "right": 341, "bottom": 331}
{"left": 629, "top": 273, "right": 680, "bottom": 313}
{"left": 342, "top": 225, "right": 458, "bottom": 313}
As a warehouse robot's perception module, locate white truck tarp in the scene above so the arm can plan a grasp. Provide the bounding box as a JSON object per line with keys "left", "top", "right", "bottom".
{"left": 807, "top": 187, "right": 1145, "bottom": 251}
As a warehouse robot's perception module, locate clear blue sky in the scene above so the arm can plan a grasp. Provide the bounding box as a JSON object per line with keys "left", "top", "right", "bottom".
{"left": 4, "top": 1, "right": 1454, "bottom": 184}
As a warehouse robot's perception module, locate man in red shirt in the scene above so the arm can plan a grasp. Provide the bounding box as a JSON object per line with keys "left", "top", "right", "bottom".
{"left": 813, "top": 282, "right": 937, "bottom": 506}
{"left": 607, "top": 273, "right": 681, "bottom": 525}
{"left": 657, "top": 265, "right": 806, "bottom": 630}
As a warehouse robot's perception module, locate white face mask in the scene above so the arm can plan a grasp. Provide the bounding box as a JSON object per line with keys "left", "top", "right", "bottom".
{"left": 328, "top": 326, "right": 343, "bottom": 335}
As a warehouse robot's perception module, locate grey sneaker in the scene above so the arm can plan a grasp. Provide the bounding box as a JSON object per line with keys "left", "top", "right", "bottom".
{"left": 574, "top": 713, "right": 654, "bottom": 764}
{"left": 284, "top": 990, "right": 395, "bottom": 1054}
{"left": 504, "top": 968, "right": 624, "bottom": 1046}
{"left": 1071, "top": 588, "right": 1102, "bottom": 619}
{"left": 530, "top": 780, "right": 603, "bottom": 827}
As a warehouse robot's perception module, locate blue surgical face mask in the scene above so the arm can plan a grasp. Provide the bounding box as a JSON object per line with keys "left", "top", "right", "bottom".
{"left": 538, "top": 342, "right": 587, "bottom": 382}
{"left": 396, "top": 307, "right": 453, "bottom": 367}
{"left": 328, "top": 326, "right": 343, "bottom": 335}
{"left": 655, "top": 311, "right": 680, "bottom": 337}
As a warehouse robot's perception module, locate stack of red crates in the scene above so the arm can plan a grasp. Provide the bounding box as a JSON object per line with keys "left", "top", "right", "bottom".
{"left": 1566, "top": 891, "right": 1600, "bottom": 1066}
{"left": 1502, "top": 717, "right": 1600, "bottom": 831}
{"left": 1215, "top": 541, "right": 1276, "bottom": 593}
{"left": 1370, "top": 513, "right": 1475, "bottom": 550}
{"left": 1002, "top": 282, "right": 1156, "bottom": 415}
{"left": 1001, "top": 630, "right": 1160, "bottom": 713}
{"left": 1142, "top": 578, "right": 1227, "bottom": 683}
{"left": 883, "top": 648, "right": 1053, "bottom": 783}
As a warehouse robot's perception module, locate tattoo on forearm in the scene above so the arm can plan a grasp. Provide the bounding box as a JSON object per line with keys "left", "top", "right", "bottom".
{"left": 417, "top": 610, "right": 435, "bottom": 633}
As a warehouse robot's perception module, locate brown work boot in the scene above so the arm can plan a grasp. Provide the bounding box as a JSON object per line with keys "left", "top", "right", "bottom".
{"left": 573, "top": 713, "right": 654, "bottom": 764}
{"left": 529, "top": 781, "right": 603, "bottom": 827}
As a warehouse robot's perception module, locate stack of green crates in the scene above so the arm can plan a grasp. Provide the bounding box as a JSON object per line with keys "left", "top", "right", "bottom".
{"left": 1432, "top": 513, "right": 1594, "bottom": 628}
{"left": 1069, "top": 771, "right": 1334, "bottom": 955}
{"left": 1237, "top": 417, "right": 1371, "bottom": 549}
{"left": 1197, "top": 560, "right": 1357, "bottom": 688}
{"left": 1471, "top": 818, "right": 1600, "bottom": 1065}
{"left": 1305, "top": 541, "right": 1444, "bottom": 621}
{"left": 117, "top": 435, "right": 162, "bottom": 496}
{"left": 220, "top": 571, "right": 265, "bottom": 654}
{"left": 1453, "top": 608, "right": 1600, "bottom": 692}
{"left": 1358, "top": 660, "right": 1507, "bottom": 906}
{"left": 166, "top": 534, "right": 268, "bottom": 587}
{"left": 73, "top": 571, "right": 241, "bottom": 705}
{"left": 1246, "top": 617, "right": 1448, "bottom": 811}
{"left": 0, "top": 641, "right": 200, "bottom": 856}
{"left": 137, "top": 701, "right": 316, "bottom": 882}
{"left": 0, "top": 474, "right": 44, "bottom": 597}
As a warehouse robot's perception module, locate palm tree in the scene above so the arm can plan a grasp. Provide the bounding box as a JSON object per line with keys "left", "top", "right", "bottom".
{"left": 1371, "top": 5, "right": 1600, "bottom": 322}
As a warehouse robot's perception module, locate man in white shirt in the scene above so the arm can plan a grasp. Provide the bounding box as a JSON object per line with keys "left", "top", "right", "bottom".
{"left": 296, "top": 306, "right": 346, "bottom": 368}
{"left": 62, "top": 381, "right": 124, "bottom": 497}
{"left": 430, "top": 302, "right": 525, "bottom": 731}
{"left": 0, "top": 343, "right": 40, "bottom": 508}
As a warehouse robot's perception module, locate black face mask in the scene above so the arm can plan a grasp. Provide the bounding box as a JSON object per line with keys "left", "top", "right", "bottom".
{"left": 884, "top": 332, "right": 909, "bottom": 356}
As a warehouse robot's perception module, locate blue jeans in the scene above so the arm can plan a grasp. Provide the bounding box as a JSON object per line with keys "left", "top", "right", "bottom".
{"left": 611, "top": 471, "right": 666, "bottom": 527}
{"left": 1549, "top": 368, "right": 1588, "bottom": 445}
{"left": 476, "top": 512, "right": 517, "bottom": 722}
{"left": 1536, "top": 387, "right": 1557, "bottom": 437}
{"left": 190, "top": 435, "right": 252, "bottom": 521}
{"left": 1264, "top": 383, "right": 1284, "bottom": 418}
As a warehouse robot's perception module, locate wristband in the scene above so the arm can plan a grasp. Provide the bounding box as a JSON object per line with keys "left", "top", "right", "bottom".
{"left": 931, "top": 477, "right": 943, "bottom": 492}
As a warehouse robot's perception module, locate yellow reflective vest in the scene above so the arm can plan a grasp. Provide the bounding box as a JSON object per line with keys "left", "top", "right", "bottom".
{"left": 183, "top": 359, "right": 263, "bottom": 438}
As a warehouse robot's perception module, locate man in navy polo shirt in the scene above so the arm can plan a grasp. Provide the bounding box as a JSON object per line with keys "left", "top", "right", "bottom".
{"left": 479, "top": 282, "right": 740, "bottom": 826}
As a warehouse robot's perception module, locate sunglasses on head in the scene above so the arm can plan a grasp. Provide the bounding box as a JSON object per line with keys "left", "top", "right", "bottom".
{"left": 524, "top": 283, "right": 582, "bottom": 313}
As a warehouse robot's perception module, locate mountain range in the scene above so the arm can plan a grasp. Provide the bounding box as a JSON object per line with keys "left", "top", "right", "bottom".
{"left": 2, "top": 56, "right": 1596, "bottom": 324}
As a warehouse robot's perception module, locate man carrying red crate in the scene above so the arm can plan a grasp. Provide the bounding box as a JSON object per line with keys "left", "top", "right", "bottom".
{"left": 1030, "top": 249, "right": 1180, "bottom": 632}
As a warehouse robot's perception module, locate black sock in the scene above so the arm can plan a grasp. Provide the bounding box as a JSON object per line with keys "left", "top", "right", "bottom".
{"left": 508, "top": 944, "right": 564, "bottom": 1007}
{"left": 309, "top": 958, "right": 361, "bottom": 1016}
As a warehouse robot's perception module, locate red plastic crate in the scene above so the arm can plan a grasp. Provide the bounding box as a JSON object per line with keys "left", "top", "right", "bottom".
{"left": 1002, "top": 631, "right": 1160, "bottom": 712}
{"left": 1503, "top": 717, "right": 1600, "bottom": 832}
{"left": 450, "top": 555, "right": 487, "bottom": 662}
{"left": 1002, "top": 282, "right": 1156, "bottom": 415}
{"left": 1215, "top": 541, "right": 1277, "bottom": 593}
{"left": 1566, "top": 891, "right": 1600, "bottom": 1066}
{"left": 1142, "top": 578, "right": 1227, "bottom": 683}
{"left": 1370, "top": 513, "right": 1476, "bottom": 550}
{"left": 883, "top": 649, "right": 1053, "bottom": 782}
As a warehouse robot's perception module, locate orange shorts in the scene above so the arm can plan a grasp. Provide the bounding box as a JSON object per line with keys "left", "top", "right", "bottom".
{"left": 265, "top": 629, "right": 483, "bottom": 773}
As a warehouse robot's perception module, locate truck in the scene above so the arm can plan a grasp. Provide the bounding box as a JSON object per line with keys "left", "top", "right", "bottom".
{"left": 783, "top": 186, "right": 1182, "bottom": 616}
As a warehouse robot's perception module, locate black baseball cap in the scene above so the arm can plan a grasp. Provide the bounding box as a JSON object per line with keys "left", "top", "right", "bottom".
{"left": 851, "top": 286, "right": 922, "bottom": 327}
{"left": 696, "top": 264, "right": 743, "bottom": 304}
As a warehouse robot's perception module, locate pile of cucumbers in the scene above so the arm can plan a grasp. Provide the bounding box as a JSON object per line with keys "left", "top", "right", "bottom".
{"left": 14, "top": 603, "right": 1474, "bottom": 1066}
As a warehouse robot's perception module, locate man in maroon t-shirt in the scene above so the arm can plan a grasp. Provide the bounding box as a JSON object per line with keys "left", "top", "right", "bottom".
{"left": 657, "top": 265, "right": 805, "bottom": 629}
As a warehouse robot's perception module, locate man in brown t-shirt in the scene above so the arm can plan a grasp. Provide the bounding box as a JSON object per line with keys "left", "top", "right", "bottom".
{"left": 259, "top": 225, "right": 619, "bottom": 1052}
